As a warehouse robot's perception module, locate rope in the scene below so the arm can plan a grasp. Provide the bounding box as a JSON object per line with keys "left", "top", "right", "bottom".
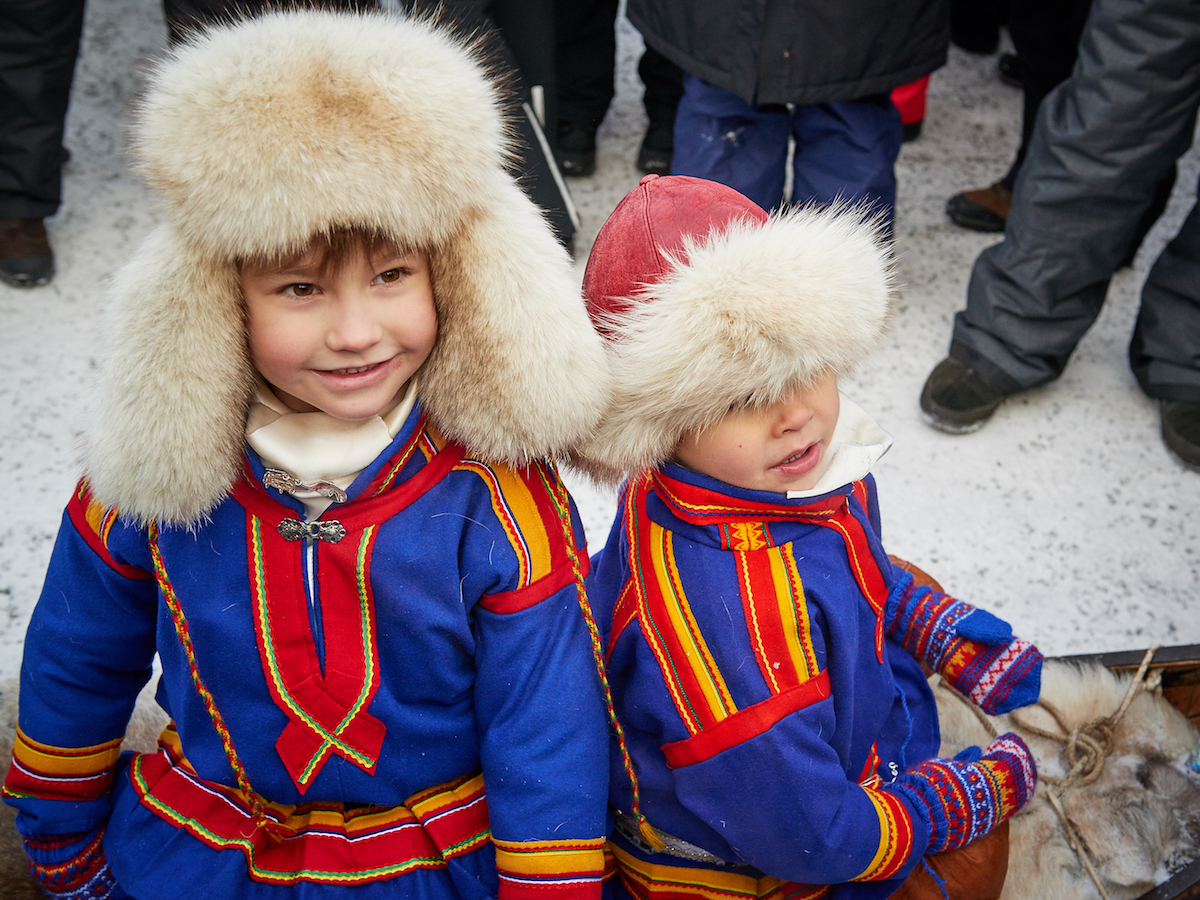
{"left": 1010, "top": 645, "right": 1163, "bottom": 790}
{"left": 545, "top": 460, "right": 666, "bottom": 852}
{"left": 938, "top": 645, "right": 1164, "bottom": 900}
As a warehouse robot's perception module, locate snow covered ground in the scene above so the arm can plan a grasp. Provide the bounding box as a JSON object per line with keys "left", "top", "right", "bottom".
{"left": 0, "top": 0, "right": 1197, "bottom": 681}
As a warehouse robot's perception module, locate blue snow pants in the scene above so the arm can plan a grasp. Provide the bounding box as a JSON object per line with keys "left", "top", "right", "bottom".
{"left": 670, "top": 73, "right": 902, "bottom": 223}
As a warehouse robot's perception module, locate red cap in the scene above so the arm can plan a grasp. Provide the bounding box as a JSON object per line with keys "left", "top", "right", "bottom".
{"left": 582, "top": 175, "right": 769, "bottom": 336}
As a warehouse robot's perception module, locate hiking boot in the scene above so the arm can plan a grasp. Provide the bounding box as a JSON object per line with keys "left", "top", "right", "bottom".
{"left": 636, "top": 120, "right": 673, "bottom": 175}
{"left": 920, "top": 357, "right": 1005, "bottom": 433}
{"left": 1161, "top": 401, "right": 1200, "bottom": 471}
{"left": 557, "top": 122, "right": 597, "bottom": 177}
{"left": 0, "top": 217, "right": 54, "bottom": 287}
{"left": 946, "top": 182, "right": 1012, "bottom": 233}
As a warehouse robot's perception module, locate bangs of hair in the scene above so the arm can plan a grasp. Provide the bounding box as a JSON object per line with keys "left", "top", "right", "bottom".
{"left": 240, "top": 227, "right": 419, "bottom": 278}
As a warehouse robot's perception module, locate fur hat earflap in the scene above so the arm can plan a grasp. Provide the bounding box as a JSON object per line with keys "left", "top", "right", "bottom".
{"left": 86, "top": 10, "right": 609, "bottom": 526}
{"left": 574, "top": 175, "right": 894, "bottom": 483}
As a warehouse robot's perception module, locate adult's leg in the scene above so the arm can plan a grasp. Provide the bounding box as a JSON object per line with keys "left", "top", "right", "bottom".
{"left": 1129, "top": 189, "right": 1200, "bottom": 402}
{"left": 554, "top": 0, "right": 616, "bottom": 129}
{"left": 946, "top": 0, "right": 1090, "bottom": 234}
{"left": 638, "top": 46, "right": 682, "bottom": 127}
{"left": 671, "top": 74, "right": 789, "bottom": 212}
{"left": 949, "top": 0, "right": 1007, "bottom": 54}
{"left": 1006, "top": 0, "right": 1091, "bottom": 183}
{"left": 1006, "top": 0, "right": 1171, "bottom": 262}
{"left": 790, "top": 95, "right": 902, "bottom": 227}
{"left": 635, "top": 45, "right": 682, "bottom": 174}
{"left": 0, "top": 0, "right": 83, "bottom": 219}
{"left": 950, "top": 0, "right": 1200, "bottom": 395}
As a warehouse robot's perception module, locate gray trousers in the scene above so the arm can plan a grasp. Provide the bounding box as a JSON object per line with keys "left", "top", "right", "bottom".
{"left": 950, "top": 0, "right": 1200, "bottom": 403}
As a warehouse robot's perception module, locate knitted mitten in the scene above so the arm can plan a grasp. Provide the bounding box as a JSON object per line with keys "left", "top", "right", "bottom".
{"left": 884, "top": 576, "right": 1042, "bottom": 714}
{"left": 19, "top": 827, "right": 131, "bottom": 899}
{"left": 889, "top": 733, "right": 1036, "bottom": 854}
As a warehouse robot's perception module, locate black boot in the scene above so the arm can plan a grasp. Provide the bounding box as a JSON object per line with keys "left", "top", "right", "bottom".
{"left": 0, "top": 218, "right": 54, "bottom": 288}
{"left": 919, "top": 357, "right": 1006, "bottom": 433}
{"left": 556, "top": 121, "right": 597, "bottom": 177}
{"left": 1161, "top": 401, "right": 1200, "bottom": 470}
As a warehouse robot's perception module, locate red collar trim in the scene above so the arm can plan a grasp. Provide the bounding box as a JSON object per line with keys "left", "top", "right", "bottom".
{"left": 650, "top": 469, "right": 847, "bottom": 527}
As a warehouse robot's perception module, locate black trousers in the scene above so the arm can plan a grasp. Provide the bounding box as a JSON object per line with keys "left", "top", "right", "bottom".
{"left": 554, "top": 0, "right": 682, "bottom": 130}
{"left": 0, "top": 0, "right": 284, "bottom": 219}
{"left": 1002, "top": 0, "right": 1093, "bottom": 187}
{"left": 1000, "top": 0, "right": 1170, "bottom": 260}
{"left": 0, "top": 0, "right": 85, "bottom": 218}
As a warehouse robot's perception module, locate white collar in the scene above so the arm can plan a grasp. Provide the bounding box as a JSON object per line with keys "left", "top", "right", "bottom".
{"left": 246, "top": 376, "right": 418, "bottom": 518}
{"left": 785, "top": 393, "right": 892, "bottom": 500}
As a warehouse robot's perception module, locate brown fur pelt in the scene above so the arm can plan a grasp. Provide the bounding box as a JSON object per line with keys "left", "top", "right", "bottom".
{"left": 935, "top": 660, "right": 1200, "bottom": 900}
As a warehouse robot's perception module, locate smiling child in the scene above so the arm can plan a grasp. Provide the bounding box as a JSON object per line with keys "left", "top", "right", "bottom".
{"left": 2, "top": 12, "right": 613, "bottom": 899}
{"left": 577, "top": 175, "right": 1044, "bottom": 900}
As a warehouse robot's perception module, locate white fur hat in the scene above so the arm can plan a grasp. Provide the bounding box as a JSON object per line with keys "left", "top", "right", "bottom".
{"left": 86, "top": 10, "right": 610, "bottom": 526}
{"left": 574, "top": 175, "right": 893, "bottom": 483}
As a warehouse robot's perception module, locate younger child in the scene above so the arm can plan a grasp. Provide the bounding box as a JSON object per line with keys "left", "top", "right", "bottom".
{"left": 3, "top": 12, "right": 613, "bottom": 899}
{"left": 578, "top": 175, "right": 1044, "bottom": 900}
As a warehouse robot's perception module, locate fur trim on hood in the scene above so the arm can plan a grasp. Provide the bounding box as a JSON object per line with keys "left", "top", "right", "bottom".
{"left": 574, "top": 176, "right": 893, "bottom": 483}
{"left": 86, "top": 10, "right": 609, "bottom": 526}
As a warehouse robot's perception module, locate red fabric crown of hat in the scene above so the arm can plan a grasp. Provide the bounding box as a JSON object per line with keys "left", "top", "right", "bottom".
{"left": 583, "top": 175, "right": 769, "bottom": 335}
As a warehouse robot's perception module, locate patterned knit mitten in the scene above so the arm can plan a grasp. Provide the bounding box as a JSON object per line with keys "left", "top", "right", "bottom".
{"left": 20, "top": 827, "right": 131, "bottom": 899}
{"left": 889, "top": 733, "right": 1037, "bottom": 854}
{"left": 884, "top": 576, "right": 1043, "bottom": 714}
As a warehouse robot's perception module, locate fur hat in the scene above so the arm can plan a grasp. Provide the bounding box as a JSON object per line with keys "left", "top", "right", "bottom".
{"left": 86, "top": 10, "right": 610, "bottom": 526}
{"left": 574, "top": 175, "right": 894, "bottom": 483}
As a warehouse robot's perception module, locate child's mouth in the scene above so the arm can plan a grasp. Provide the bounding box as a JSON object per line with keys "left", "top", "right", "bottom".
{"left": 313, "top": 358, "right": 395, "bottom": 391}
{"left": 773, "top": 443, "right": 820, "bottom": 477}
{"left": 328, "top": 362, "right": 382, "bottom": 376}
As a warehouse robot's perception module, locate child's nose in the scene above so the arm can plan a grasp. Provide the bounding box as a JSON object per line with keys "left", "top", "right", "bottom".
{"left": 327, "top": 292, "right": 382, "bottom": 351}
{"left": 776, "top": 396, "right": 814, "bottom": 434}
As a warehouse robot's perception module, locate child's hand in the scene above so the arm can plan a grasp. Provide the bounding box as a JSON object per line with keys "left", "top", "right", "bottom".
{"left": 884, "top": 576, "right": 1043, "bottom": 714}
{"left": 889, "top": 733, "right": 1037, "bottom": 854}
{"left": 20, "top": 827, "right": 132, "bottom": 898}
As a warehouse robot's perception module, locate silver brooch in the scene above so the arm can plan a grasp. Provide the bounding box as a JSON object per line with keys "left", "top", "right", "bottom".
{"left": 277, "top": 519, "right": 347, "bottom": 543}
{"left": 263, "top": 468, "right": 348, "bottom": 504}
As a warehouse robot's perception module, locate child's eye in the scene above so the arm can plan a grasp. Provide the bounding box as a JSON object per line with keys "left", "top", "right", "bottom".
{"left": 374, "top": 268, "right": 406, "bottom": 284}
{"left": 285, "top": 283, "right": 315, "bottom": 296}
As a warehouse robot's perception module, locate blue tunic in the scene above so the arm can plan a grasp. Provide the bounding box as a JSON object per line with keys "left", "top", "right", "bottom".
{"left": 4, "top": 403, "right": 609, "bottom": 900}
{"left": 587, "top": 463, "right": 941, "bottom": 900}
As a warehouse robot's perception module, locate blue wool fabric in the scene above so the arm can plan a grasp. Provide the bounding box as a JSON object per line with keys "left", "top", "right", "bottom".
{"left": 589, "top": 464, "right": 1038, "bottom": 900}
{"left": 4, "top": 402, "right": 609, "bottom": 900}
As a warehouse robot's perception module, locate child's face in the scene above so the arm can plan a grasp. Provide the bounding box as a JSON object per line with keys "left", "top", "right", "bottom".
{"left": 674, "top": 374, "right": 840, "bottom": 493}
{"left": 242, "top": 244, "right": 437, "bottom": 421}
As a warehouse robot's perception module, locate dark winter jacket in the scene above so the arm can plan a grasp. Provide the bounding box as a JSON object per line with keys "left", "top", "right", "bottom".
{"left": 627, "top": 0, "right": 950, "bottom": 105}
